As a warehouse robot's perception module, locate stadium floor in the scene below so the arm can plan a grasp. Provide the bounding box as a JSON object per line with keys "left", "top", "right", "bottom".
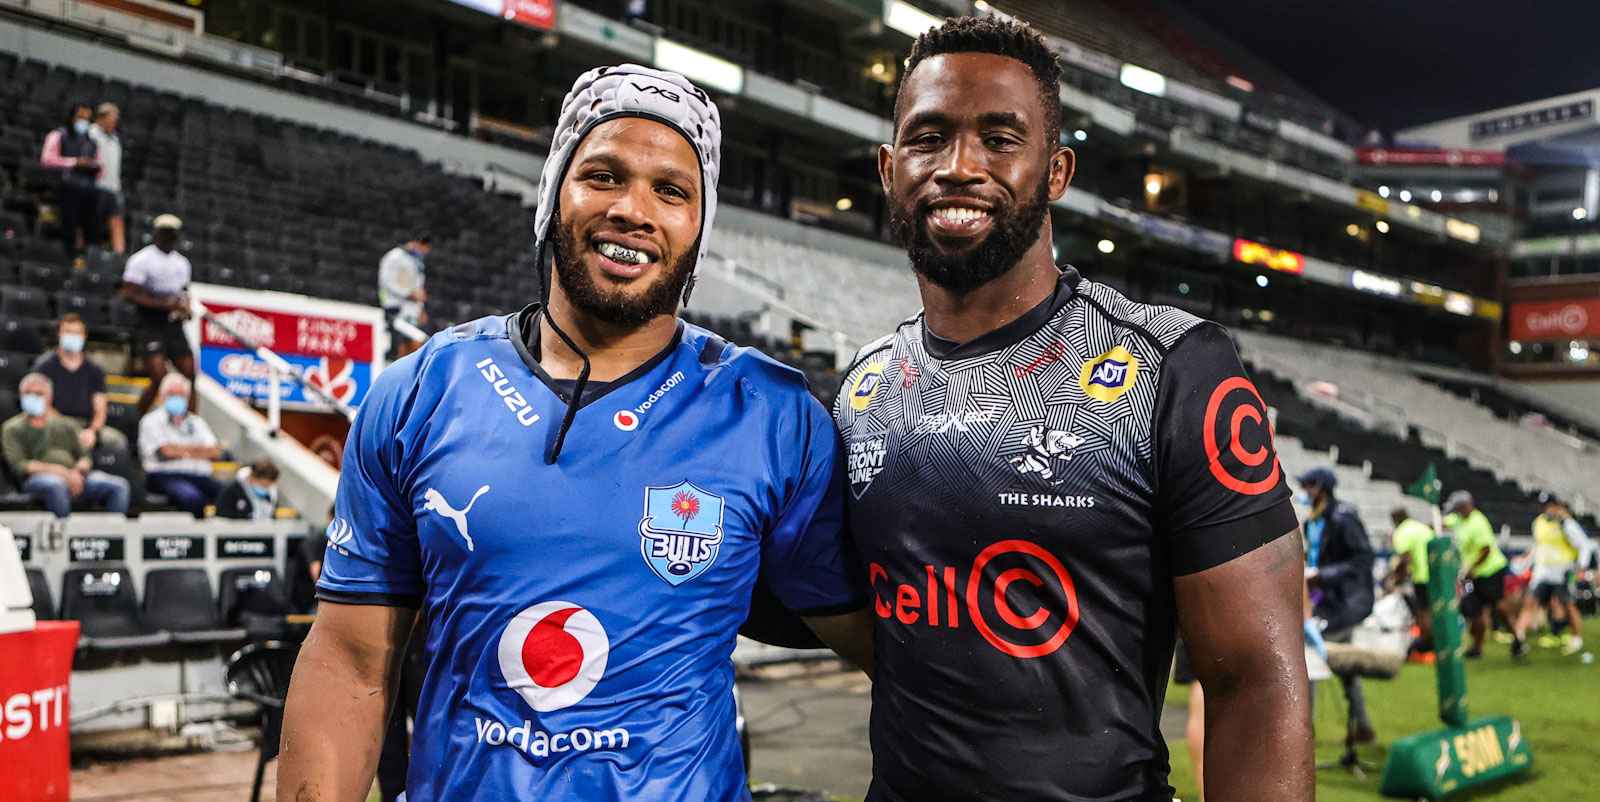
{"left": 67, "top": 635, "right": 1594, "bottom": 801}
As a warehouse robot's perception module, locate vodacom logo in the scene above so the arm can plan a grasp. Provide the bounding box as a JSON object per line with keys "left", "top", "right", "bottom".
{"left": 496, "top": 602, "right": 609, "bottom": 712}
{"left": 871, "top": 540, "right": 1080, "bottom": 659}
{"left": 1203, "top": 376, "right": 1280, "bottom": 495}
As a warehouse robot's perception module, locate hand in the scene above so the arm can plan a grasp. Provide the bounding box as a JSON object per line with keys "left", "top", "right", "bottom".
{"left": 413, "top": 289, "right": 428, "bottom": 303}
{"left": 64, "top": 470, "right": 85, "bottom": 496}
{"left": 78, "top": 428, "right": 97, "bottom": 449}
{"left": 76, "top": 156, "right": 96, "bottom": 168}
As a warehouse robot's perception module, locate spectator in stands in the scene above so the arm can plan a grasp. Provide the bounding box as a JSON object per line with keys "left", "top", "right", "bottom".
{"left": 2, "top": 373, "right": 129, "bottom": 517}
{"left": 214, "top": 456, "right": 280, "bottom": 521}
{"left": 1516, "top": 494, "right": 1594, "bottom": 656}
{"left": 88, "top": 102, "right": 125, "bottom": 255}
{"left": 138, "top": 373, "right": 222, "bottom": 517}
{"left": 120, "top": 214, "right": 197, "bottom": 413}
{"left": 39, "top": 103, "right": 102, "bottom": 261}
{"left": 31, "top": 314, "right": 130, "bottom": 458}
{"left": 1296, "top": 466, "right": 1376, "bottom": 744}
{"left": 1387, "top": 508, "right": 1437, "bottom": 661}
{"left": 1444, "top": 490, "right": 1516, "bottom": 658}
{"left": 378, "top": 232, "right": 431, "bottom": 360}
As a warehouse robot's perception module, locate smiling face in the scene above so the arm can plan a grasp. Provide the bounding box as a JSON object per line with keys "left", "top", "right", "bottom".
{"left": 881, "top": 52, "right": 1073, "bottom": 293}
{"left": 550, "top": 118, "right": 702, "bottom": 327}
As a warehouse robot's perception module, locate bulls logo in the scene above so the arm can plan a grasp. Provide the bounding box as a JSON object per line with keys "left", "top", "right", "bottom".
{"left": 1203, "top": 375, "right": 1281, "bottom": 495}
{"left": 1078, "top": 346, "right": 1140, "bottom": 403}
{"left": 497, "top": 603, "right": 610, "bottom": 712}
{"left": 639, "top": 481, "right": 725, "bottom": 586}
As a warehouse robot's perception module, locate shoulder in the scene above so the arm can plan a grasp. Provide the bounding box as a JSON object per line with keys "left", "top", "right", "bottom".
{"left": 370, "top": 314, "right": 514, "bottom": 402}
{"left": 137, "top": 409, "right": 166, "bottom": 429}
{"left": 684, "top": 322, "right": 812, "bottom": 401}
{"left": 1073, "top": 279, "right": 1211, "bottom": 355}
{"left": 1, "top": 413, "right": 24, "bottom": 433}
{"left": 31, "top": 352, "right": 60, "bottom": 371}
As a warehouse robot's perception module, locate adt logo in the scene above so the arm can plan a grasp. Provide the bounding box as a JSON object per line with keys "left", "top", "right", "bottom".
{"left": 638, "top": 481, "right": 725, "bottom": 586}
{"left": 849, "top": 362, "right": 886, "bottom": 411}
{"left": 1078, "top": 346, "right": 1140, "bottom": 403}
{"left": 497, "top": 602, "right": 610, "bottom": 712}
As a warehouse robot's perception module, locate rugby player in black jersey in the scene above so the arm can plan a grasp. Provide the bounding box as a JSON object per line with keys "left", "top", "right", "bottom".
{"left": 834, "top": 16, "right": 1313, "bottom": 801}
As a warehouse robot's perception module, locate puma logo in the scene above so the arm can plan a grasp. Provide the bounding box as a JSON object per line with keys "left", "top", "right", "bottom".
{"left": 423, "top": 485, "right": 489, "bottom": 551}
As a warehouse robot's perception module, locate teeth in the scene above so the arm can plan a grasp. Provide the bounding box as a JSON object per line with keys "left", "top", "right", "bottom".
{"left": 931, "top": 207, "right": 989, "bottom": 224}
{"left": 598, "top": 242, "right": 653, "bottom": 264}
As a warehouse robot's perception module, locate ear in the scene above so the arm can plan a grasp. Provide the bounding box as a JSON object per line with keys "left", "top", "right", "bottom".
{"left": 878, "top": 143, "right": 895, "bottom": 198}
{"left": 1047, "top": 146, "right": 1075, "bottom": 202}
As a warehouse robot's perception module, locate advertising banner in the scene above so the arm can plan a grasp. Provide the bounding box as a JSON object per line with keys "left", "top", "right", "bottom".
{"left": 0, "top": 622, "right": 78, "bottom": 802}
{"left": 191, "top": 284, "right": 386, "bottom": 411}
{"left": 448, "top": 0, "right": 555, "bottom": 30}
{"left": 1509, "top": 299, "right": 1600, "bottom": 341}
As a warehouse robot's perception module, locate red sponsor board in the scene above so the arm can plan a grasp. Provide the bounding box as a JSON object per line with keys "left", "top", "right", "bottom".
{"left": 503, "top": 0, "right": 555, "bottom": 29}
{"left": 1357, "top": 147, "right": 1505, "bottom": 167}
{"left": 1509, "top": 299, "right": 1600, "bottom": 341}
{"left": 201, "top": 302, "right": 375, "bottom": 361}
{"left": 0, "top": 622, "right": 78, "bottom": 802}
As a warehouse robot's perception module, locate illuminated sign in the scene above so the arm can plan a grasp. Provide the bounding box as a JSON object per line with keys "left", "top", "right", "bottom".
{"left": 1446, "top": 219, "right": 1481, "bottom": 244}
{"left": 447, "top": 0, "right": 555, "bottom": 30}
{"left": 653, "top": 38, "right": 744, "bottom": 94}
{"left": 1443, "top": 291, "right": 1475, "bottom": 316}
{"left": 1349, "top": 269, "right": 1404, "bottom": 298}
{"left": 883, "top": 0, "right": 941, "bottom": 37}
{"left": 1470, "top": 99, "right": 1593, "bottom": 140}
{"left": 1510, "top": 299, "right": 1600, "bottom": 340}
{"left": 1120, "top": 64, "right": 1167, "bottom": 97}
{"left": 1232, "top": 238, "right": 1305, "bottom": 274}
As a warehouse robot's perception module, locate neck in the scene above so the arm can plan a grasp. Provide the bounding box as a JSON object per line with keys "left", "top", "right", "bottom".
{"left": 918, "top": 221, "right": 1059, "bottom": 344}
{"left": 27, "top": 412, "right": 49, "bottom": 426}
{"left": 538, "top": 288, "right": 678, "bottom": 382}
{"left": 58, "top": 348, "right": 83, "bottom": 367}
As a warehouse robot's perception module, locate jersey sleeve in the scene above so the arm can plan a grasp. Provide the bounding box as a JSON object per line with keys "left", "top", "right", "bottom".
{"left": 316, "top": 359, "right": 425, "bottom": 607}
{"left": 1152, "top": 323, "right": 1298, "bottom": 575}
{"left": 758, "top": 392, "right": 868, "bottom": 617}
{"left": 122, "top": 252, "right": 148, "bottom": 286}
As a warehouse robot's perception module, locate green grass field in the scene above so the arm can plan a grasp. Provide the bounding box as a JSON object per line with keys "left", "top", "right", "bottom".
{"left": 1165, "top": 633, "right": 1600, "bottom": 801}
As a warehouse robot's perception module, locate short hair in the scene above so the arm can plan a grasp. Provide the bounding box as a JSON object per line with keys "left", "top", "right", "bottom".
{"left": 1390, "top": 507, "right": 1410, "bottom": 524}
{"left": 67, "top": 103, "right": 91, "bottom": 125}
{"left": 58, "top": 313, "right": 84, "bottom": 329}
{"left": 158, "top": 373, "right": 192, "bottom": 397}
{"left": 249, "top": 457, "right": 280, "bottom": 482}
{"left": 95, "top": 102, "right": 118, "bottom": 119}
{"left": 412, "top": 230, "right": 434, "bottom": 246}
{"left": 19, "top": 372, "right": 52, "bottom": 394}
{"left": 897, "top": 15, "right": 1063, "bottom": 144}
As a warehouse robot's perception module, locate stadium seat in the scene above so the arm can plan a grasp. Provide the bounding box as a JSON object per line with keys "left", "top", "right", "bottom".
{"left": 59, "top": 567, "right": 172, "bottom": 650}
{"left": 0, "top": 283, "right": 50, "bottom": 323}
{"left": 0, "top": 317, "right": 43, "bottom": 353}
{"left": 19, "top": 260, "right": 70, "bottom": 292}
{"left": 0, "top": 350, "right": 33, "bottom": 390}
{"left": 143, "top": 568, "right": 249, "bottom": 644}
{"left": 55, "top": 291, "right": 109, "bottom": 326}
{"left": 225, "top": 641, "right": 299, "bottom": 802}
{"left": 218, "top": 566, "right": 293, "bottom": 638}
{"left": 26, "top": 566, "right": 53, "bottom": 621}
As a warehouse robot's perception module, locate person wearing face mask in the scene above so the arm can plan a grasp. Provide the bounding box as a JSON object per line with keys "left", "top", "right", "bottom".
{"left": 3, "top": 373, "right": 130, "bottom": 517}
{"left": 31, "top": 314, "right": 129, "bottom": 458}
{"left": 88, "top": 102, "right": 126, "bottom": 255}
{"left": 1294, "top": 466, "right": 1376, "bottom": 745}
{"left": 214, "top": 456, "right": 281, "bottom": 521}
{"left": 138, "top": 373, "right": 223, "bottom": 517}
{"left": 378, "top": 232, "right": 432, "bottom": 361}
{"left": 39, "top": 103, "right": 102, "bottom": 260}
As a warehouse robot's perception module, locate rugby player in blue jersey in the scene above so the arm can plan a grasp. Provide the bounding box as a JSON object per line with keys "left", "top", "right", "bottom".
{"left": 835, "top": 16, "right": 1313, "bottom": 801}
{"left": 278, "top": 65, "right": 872, "bottom": 802}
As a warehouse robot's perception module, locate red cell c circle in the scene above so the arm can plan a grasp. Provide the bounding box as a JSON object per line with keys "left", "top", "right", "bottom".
{"left": 966, "top": 540, "right": 1079, "bottom": 659}
{"left": 1203, "top": 376, "right": 1280, "bottom": 495}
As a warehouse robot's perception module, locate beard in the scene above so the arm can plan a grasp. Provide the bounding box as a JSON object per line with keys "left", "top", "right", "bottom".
{"left": 549, "top": 217, "right": 698, "bottom": 327}
{"left": 889, "top": 177, "right": 1051, "bottom": 294}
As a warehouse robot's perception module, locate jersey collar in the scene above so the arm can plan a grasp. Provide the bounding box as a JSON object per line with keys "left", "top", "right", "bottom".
{"left": 507, "top": 304, "right": 686, "bottom": 409}
{"left": 923, "top": 266, "right": 1081, "bottom": 361}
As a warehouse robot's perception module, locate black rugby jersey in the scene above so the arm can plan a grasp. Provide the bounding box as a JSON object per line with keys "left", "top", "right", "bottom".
{"left": 835, "top": 267, "right": 1296, "bottom": 801}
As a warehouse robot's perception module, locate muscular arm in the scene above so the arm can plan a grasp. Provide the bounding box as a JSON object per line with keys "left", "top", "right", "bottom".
{"left": 278, "top": 602, "right": 415, "bottom": 802}
{"left": 1175, "top": 530, "right": 1313, "bottom": 801}
{"left": 803, "top": 607, "right": 875, "bottom": 679}
{"left": 119, "top": 281, "right": 178, "bottom": 312}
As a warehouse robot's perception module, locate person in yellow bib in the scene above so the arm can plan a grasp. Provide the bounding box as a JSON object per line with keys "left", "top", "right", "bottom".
{"left": 1516, "top": 493, "right": 1595, "bottom": 656}
{"left": 1387, "top": 508, "right": 1438, "bottom": 658}
{"left": 1443, "top": 490, "right": 1514, "bottom": 658}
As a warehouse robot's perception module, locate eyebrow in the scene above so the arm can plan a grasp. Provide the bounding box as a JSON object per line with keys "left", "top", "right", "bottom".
{"left": 899, "top": 110, "right": 1032, "bottom": 136}
{"left": 575, "top": 151, "right": 700, "bottom": 192}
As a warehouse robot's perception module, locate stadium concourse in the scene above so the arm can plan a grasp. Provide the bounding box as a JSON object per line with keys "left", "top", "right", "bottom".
{"left": 0, "top": 0, "right": 1597, "bottom": 800}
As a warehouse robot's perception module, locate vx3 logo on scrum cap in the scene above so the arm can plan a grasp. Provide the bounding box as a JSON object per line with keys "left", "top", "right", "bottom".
{"left": 497, "top": 602, "right": 609, "bottom": 712}
{"left": 424, "top": 485, "right": 489, "bottom": 551}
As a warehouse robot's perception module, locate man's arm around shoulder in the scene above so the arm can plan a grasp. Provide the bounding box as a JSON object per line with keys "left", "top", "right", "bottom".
{"left": 1175, "top": 531, "right": 1313, "bottom": 801}
{"left": 278, "top": 601, "right": 415, "bottom": 801}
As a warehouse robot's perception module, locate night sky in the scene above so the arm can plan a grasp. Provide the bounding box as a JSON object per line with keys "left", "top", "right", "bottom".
{"left": 1166, "top": 0, "right": 1600, "bottom": 132}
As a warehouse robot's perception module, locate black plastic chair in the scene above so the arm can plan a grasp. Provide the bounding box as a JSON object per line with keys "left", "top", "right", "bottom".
{"left": 59, "top": 567, "right": 172, "bottom": 650}
{"left": 226, "top": 641, "right": 299, "bottom": 802}
{"left": 218, "top": 566, "right": 293, "bottom": 639}
{"left": 25, "top": 566, "right": 53, "bottom": 621}
{"left": 143, "top": 568, "right": 248, "bottom": 644}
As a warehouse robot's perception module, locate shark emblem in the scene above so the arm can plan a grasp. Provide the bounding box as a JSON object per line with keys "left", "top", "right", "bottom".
{"left": 424, "top": 485, "right": 490, "bottom": 551}
{"left": 1007, "top": 425, "right": 1086, "bottom": 482}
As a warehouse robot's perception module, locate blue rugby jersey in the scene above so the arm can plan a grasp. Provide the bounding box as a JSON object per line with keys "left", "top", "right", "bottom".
{"left": 319, "top": 308, "right": 864, "bottom": 801}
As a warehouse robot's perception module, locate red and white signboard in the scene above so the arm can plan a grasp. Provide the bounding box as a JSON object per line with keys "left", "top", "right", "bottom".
{"left": 0, "top": 622, "right": 78, "bottom": 802}
{"left": 1356, "top": 147, "right": 1505, "bottom": 167}
{"left": 1509, "top": 299, "right": 1600, "bottom": 341}
{"left": 448, "top": 0, "right": 555, "bottom": 30}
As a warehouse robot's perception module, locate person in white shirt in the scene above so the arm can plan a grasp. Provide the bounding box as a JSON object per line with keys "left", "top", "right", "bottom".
{"left": 88, "top": 103, "right": 125, "bottom": 254}
{"left": 138, "top": 373, "right": 222, "bottom": 517}
{"left": 377, "top": 232, "right": 431, "bottom": 360}
{"left": 120, "top": 214, "right": 196, "bottom": 412}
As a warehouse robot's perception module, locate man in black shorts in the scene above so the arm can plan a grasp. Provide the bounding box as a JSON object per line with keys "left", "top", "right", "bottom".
{"left": 836, "top": 16, "right": 1312, "bottom": 801}
{"left": 119, "top": 214, "right": 197, "bottom": 412}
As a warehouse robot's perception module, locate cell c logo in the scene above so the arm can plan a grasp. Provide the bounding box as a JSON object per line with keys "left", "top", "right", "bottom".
{"left": 497, "top": 602, "right": 610, "bottom": 712}
{"left": 966, "top": 540, "right": 1079, "bottom": 659}
{"left": 1203, "top": 376, "right": 1281, "bottom": 496}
